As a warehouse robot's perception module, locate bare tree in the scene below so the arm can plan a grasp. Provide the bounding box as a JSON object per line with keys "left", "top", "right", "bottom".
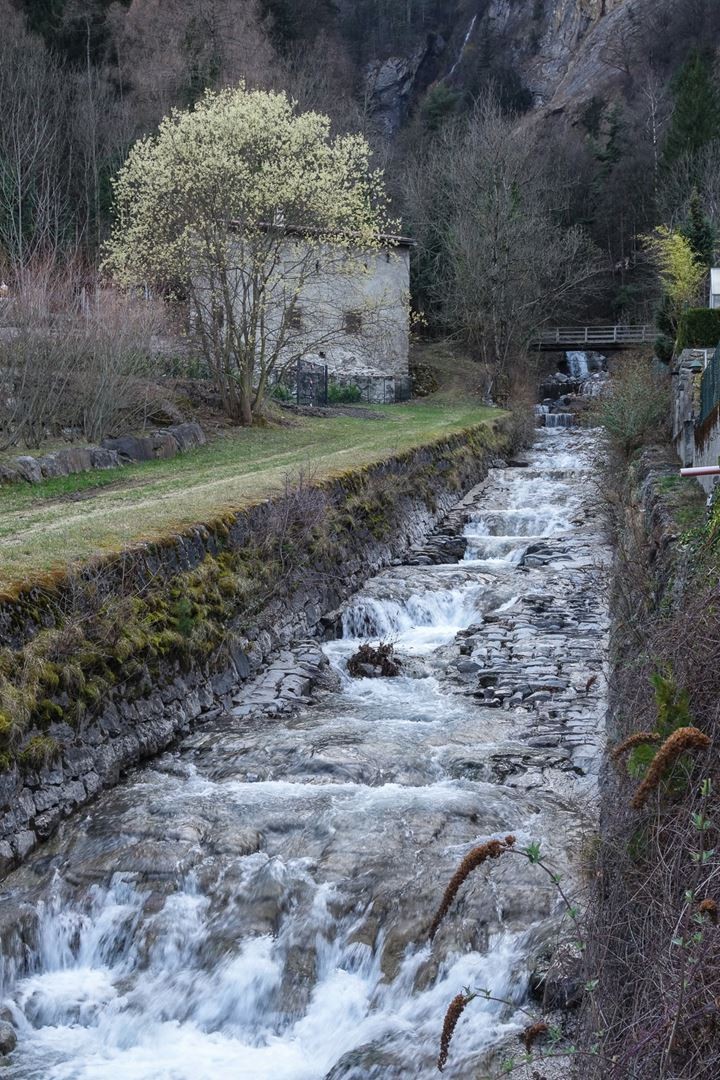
{"left": 0, "top": 263, "right": 164, "bottom": 449}
{"left": 660, "top": 140, "right": 720, "bottom": 235}
{"left": 405, "top": 93, "right": 603, "bottom": 394}
{"left": 109, "top": 0, "right": 279, "bottom": 128}
{"left": 0, "top": 9, "right": 74, "bottom": 273}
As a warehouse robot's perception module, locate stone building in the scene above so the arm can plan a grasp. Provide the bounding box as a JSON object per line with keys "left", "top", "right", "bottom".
{"left": 266, "top": 231, "right": 414, "bottom": 403}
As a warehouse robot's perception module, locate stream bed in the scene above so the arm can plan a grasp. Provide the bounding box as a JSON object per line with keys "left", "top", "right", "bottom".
{"left": 0, "top": 428, "right": 610, "bottom": 1079}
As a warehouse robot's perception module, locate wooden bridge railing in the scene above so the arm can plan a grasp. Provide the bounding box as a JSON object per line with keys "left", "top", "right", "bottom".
{"left": 532, "top": 324, "right": 654, "bottom": 348}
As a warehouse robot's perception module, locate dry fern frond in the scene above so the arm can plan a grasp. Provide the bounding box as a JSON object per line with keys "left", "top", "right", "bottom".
{"left": 438, "top": 992, "right": 472, "bottom": 1072}
{"left": 611, "top": 731, "right": 661, "bottom": 762}
{"left": 632, "top": 727, "right": 710, "bottom": 809}
{"left": 699, "top": 898, "right": 718, "bottom": 925}
{"left": 520, "top": 1020, "right": 549, "bottom": 1052}
{"left": 429, "top": 836, "right": 516, "bottom": 940}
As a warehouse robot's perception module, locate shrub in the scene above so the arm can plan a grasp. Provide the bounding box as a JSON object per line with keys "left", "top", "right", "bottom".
{"left": 0, "top": 264, "right": 164, "bottom": 449}
{"left": 327, "top": 381, "right": 362, "bottom": 404}
{"left": 676, "top": 307, "right": 720, "bottom": 351}
{"left": 593, "top": 358, "right": 670, "bottom": 457}
{"left": 270, "top": 381, "right": 292, "bottom": 402}
{"left": 654, "top": 335, "right": 674, "bottom": 363}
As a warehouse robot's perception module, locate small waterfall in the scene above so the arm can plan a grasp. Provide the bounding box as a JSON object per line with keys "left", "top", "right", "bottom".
{"left": 545, "top": 413, "right": 575, "bottom": 428}
{"left": 341, "top": 587, "right": 483, "bottom": 652}
{"left": 447, "top": 13, "right": 478, "bottom": 78}
{"left": 567, "top": 352, "right": 590, "bottom": 380}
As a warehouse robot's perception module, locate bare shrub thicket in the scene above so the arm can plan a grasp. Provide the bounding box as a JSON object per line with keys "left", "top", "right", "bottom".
{"left": 0, "top": 268, "right": 164, "bottom": 449}
{"left": 592, "top": 357, "right": 671, "bottom": 458}
{"left": 580, "top": 450, "right": 720, "bottom": 1079}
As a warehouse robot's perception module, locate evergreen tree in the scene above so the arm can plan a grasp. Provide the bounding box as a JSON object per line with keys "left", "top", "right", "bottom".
{"left": 681, "top": 189, "right": 716, "bottom": 267}
{"left": 662, "top": 50, "right": 720, "bottom": 167}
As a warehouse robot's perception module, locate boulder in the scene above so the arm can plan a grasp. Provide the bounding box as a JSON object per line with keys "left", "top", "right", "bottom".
{"left": 13, "top": 456, "right": 42, "bottom": 483}
{"left": 166, "top": 422, "right": 206, "bottom": 451}
{"left": 89, "top": 447, "right": 120, "bottom": 470}
{"left": 347, "top": 642, "right": 401, "bottom": 678}
{"left": 0, "top": 841, "right": 14, "bottom": 878}
{"left": 57, "top": 447, "right": 95, "bottom": 474}
{"left": 101, "top": 435, "right": 156, "bottom": 463}
{"left": 0, "top": 463, "right": 20, "bottom": 485}
{"left": 150, "top": 431, "right": 180, "bottom": 459}
{"left": 38, "top": 453, "right": 68, "bottom": 478}
{"left": 530, "top": 949, "right": 584, "bottom": 1010}
{"left": 0, "top": 1020, "right": 16, "bottom": 1055}
{"left": 38, "top": 446, "right": 120, "bottom": 479}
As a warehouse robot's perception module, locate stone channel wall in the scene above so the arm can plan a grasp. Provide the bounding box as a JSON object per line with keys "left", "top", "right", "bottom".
{"left": 0, "top": 418, "right": 519, "bottom": 877}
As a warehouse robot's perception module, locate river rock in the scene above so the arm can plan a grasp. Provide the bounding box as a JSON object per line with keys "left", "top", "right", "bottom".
{"left": 530, "top": 948, "right": 584, "bottom": 1009}
{"left": 0, "top": 1020, "right": 17, "bottom": 1054}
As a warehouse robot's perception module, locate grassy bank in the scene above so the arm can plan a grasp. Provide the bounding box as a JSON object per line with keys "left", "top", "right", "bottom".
{"left": 0, "top": 401, "right": 502, "bottom": 592}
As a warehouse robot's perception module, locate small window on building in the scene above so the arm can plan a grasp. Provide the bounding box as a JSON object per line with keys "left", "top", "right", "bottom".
{"left": 344, "top": 310, "right": 363, "bottom": 335}
{"left": 289, "top": 307, "right": 304, "bottom": 331}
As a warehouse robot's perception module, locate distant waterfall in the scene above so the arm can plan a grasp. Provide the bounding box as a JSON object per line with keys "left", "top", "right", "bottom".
{"left": 447, "top": 14, "right": 478, "bottom": 78}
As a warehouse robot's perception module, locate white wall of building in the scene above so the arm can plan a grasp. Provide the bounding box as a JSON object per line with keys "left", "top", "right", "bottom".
{"left": 234, "top": 238, "right": 411, "bottom": 380}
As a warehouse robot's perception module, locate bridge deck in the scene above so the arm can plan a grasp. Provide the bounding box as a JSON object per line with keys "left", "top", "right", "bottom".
{"left": 533, "top": 325, "right": 653, "bottom": 349}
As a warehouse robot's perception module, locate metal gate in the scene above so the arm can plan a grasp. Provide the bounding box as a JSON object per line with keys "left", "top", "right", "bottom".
{"left": 296, "top": 359, "right": 328, "bottom": 406}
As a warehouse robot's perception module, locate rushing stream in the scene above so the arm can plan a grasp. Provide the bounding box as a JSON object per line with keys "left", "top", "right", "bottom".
{"left": 0, "top": 429, "right": 609, "bottom": 1079}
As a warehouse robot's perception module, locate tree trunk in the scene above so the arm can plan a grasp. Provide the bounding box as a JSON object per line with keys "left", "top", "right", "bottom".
{"left": 239, "top": 389, "right": 253, "bottom": 426}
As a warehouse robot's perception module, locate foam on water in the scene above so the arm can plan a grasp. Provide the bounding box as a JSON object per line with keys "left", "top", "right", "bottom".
{"left": 6, "top": 870, "right": 529, "bottom": 1080}
{"left": 340, "top": 587, "right": 484, "bottom": 653}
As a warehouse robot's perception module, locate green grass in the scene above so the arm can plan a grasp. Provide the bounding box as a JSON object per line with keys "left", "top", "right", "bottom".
{"left": 0, "top": 401, "right": 502, "bottom": 591}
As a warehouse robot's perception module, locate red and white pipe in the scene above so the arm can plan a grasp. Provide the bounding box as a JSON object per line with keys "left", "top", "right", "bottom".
{"left": 680, "top": 466, "right": 720, "bottom": 477}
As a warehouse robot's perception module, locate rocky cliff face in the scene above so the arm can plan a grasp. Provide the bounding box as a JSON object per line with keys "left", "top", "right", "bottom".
{"left": 366, "top": 0, "right": 649, "bottom": 131}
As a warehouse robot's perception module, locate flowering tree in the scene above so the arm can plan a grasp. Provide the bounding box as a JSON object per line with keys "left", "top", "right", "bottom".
{"left": 644, "top": 226, "right": 706, "bottom": 329}
{"left": 105, "top": 85, "right": 392, "bottom": 424}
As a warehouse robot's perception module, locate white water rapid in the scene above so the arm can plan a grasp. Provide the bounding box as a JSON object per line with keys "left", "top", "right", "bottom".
{"left": 0, "top": 429, "right": 609, "bottom": 1079}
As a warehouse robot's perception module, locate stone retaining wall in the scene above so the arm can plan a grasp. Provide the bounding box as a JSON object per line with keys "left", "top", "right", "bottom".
{"left": 0, "top": 423, "right": 206, "bottom": 486}
{"left": 0, "top": 418, "right": 519, "bottom": 876}
{"left": 672, "top": 348, "right": 718, "bottom": 491}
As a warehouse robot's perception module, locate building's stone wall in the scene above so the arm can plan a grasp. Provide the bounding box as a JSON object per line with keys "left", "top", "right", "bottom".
{"left": 228, "top": 239, "right": 411, "bottom": 382}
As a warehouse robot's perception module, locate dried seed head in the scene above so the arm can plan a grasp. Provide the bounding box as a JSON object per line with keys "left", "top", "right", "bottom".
{"left": 520, "top": 1020, "right": 549, "bottom": 1053}
{"left": 438, "top": 992, "right": 472, "bottom": 1072}
{"left": 429, "top": 836, "right": 516, "bottom": 940}
{"left": 632, "top": 727, "right": 711, "bottom": 810}
{"left": 611, "top": 731, "right": 661, "bottom": 762}
{"left": 699, "top": 898, "right": 718, "bottom": 925}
